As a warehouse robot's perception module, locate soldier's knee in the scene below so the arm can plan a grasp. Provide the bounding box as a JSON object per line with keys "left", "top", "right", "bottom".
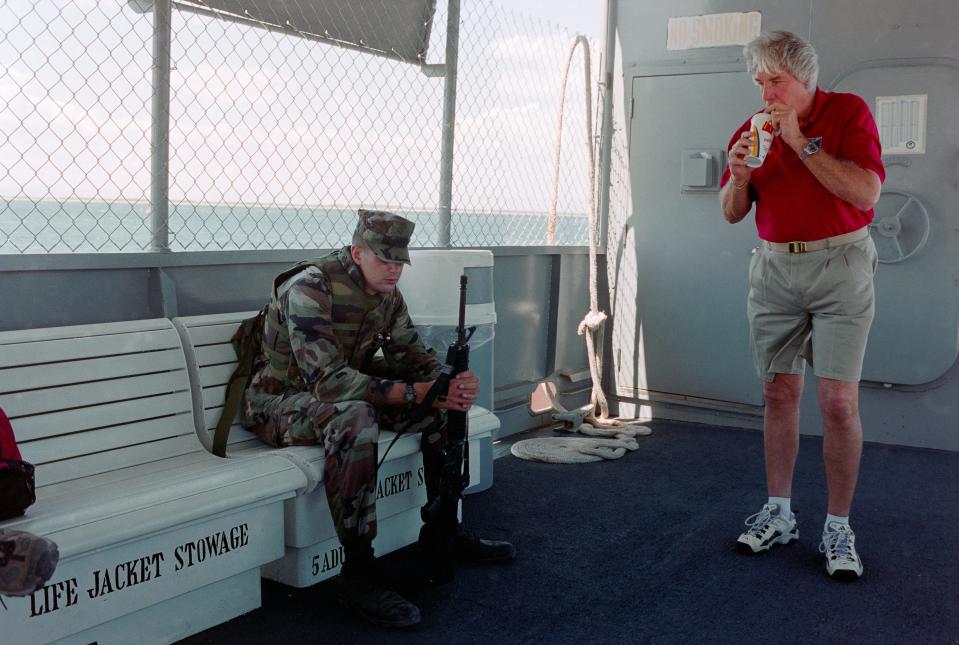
{"left": 334, "top": 401, "right": 380, "bottom": 445}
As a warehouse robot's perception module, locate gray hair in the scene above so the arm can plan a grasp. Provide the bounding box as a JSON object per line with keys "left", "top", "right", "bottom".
{"left": 744, "top": 31, "right": 819, "bottom": 92}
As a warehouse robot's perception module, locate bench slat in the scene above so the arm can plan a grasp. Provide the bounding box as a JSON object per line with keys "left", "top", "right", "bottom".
{"left": 22, "top": 413, "right": 196, "bottom": 465}
{"left": 183, "top": 320, "right": 252, "bottom": 346}
{"left": 175, "top": 311, "right": 259, "bottom": 330}
{"left": 0, "top": 349, "right": 186, "bottom": 393}
{"left": 14, "top": 391, "right": 194, "bottom": 442}
{"left": 3, "top": 371, "right": 187, "bottom": 418}
{"left": 200, "top": 404, "right": 264, "bottom": 451}
{"left": 195, "top": 343, "right": 239, "bottom": 367}
{"left": 10, "top": 453, "right": 301, "bottom": 563}
{"left": 31, "top": 432, "right": 202, "bottom": 487}
{"left": 0, "top": 328, "right": 182, "bottom": 368}
{"left": 202, "top": 383, "right": 231, "bottom": 409}
{"left": 0, "top": 318, "right": 175, "bottom": 345}
{"left": 35, "top": 449, "right": 216, "bottom": 500}
{"left": 203, "top": 399, "right": 245, "bottom": 432}
{"left": 198, "top": 363, "right": 236, "bottom": 388}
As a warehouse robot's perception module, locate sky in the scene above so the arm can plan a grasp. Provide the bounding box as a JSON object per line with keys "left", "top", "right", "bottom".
{"left": 506, "top": 1, "right": 604, "bottom": 37}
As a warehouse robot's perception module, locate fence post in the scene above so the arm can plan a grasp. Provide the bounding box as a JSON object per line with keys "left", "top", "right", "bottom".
{"left": 437, "top": 0, "right": 461, "bottom": 247}
{"left": 150, "top": 0, "right": 172, "bottom": 252}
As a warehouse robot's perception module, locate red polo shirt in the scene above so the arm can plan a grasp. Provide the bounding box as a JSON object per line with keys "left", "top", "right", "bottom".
{"left": 720, "top": 89, "right": 885, "bottom": 243}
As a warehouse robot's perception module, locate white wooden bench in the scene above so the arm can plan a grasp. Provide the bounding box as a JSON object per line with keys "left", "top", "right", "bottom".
{"left": 0, "top": 319, "right": 307, "bottom": 644}
{"left": 174, "top": 311, "right": 499, "bottom": 587}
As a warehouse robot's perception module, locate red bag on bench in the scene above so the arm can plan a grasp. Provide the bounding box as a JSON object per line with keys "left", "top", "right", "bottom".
{"left": 0, "top": 407, "right": 36, "bottom": 520}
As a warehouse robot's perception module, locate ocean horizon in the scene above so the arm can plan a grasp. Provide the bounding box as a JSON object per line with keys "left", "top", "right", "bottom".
{"left": 0, "top": 198, "right": 590, "bottom": 253}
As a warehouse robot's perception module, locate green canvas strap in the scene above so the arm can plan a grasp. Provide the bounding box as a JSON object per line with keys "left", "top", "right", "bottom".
{"left": 212, "top": 308, "right": 266, "bottom": 458}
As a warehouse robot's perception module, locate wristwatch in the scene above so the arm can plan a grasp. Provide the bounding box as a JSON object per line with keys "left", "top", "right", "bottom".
{"left": 403, "top": 381, "right": 416, "bottom": 407}
{"left": 799, "top": 136, "right": 823, "bottom": 160}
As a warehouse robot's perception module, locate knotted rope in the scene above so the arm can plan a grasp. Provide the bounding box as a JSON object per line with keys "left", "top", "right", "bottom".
{"left": 546, "top": 35, "right": 651, "bottom": 438}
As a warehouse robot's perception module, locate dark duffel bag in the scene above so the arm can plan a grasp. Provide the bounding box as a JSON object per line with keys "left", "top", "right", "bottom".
{"left": 0, "top": 408, "right": 36, "bottom": 521}
{"left": 0, "top": 459, "right": 36, "bottom": 521}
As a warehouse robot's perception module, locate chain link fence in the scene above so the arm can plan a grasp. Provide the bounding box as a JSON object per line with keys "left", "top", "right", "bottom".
{"left": 1, "top": 0, "right": 598, "bottom": 253}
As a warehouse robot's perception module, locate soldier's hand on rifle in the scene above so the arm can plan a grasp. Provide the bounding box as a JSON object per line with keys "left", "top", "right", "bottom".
{"left": 435, "top": 370, "right": 479, "bottom": 412}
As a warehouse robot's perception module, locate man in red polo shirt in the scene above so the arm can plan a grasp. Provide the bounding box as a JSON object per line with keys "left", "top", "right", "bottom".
{"left": 719, "top": 31, "right": 884, "bottom": 580}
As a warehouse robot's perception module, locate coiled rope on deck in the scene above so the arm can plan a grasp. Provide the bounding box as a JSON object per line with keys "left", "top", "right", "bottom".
{"left": 513, "top": 36, "right": 649, "bottom": 465}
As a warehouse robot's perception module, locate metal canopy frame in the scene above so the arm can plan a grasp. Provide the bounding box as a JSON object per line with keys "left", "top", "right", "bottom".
{"left": 171, "top": 0, "right": 437, "bottom": 63}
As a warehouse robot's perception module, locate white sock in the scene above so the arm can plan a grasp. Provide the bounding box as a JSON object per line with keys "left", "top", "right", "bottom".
{"left": 824, "top": 513, "right": 850, "bottom": 532}
{"left": 768, "top": 496, "right": 791, "bottom": 518}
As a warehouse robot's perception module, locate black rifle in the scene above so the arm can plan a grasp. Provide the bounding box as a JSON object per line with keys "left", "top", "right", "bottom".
{"left": 415, "top": 275, "right": 475, "bottom": 581}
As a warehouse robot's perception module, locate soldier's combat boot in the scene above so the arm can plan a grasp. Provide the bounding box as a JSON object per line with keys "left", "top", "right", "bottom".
{"left": 336, "top": 542, "right": 421, "bottom": 628}
{"left": 453, "top": 524, "right": 515, "bottom": 563}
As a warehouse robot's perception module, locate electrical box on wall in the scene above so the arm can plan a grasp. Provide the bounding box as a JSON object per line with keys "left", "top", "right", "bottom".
{"left": 681, "top": 149, "right": 724, "bottom": 191}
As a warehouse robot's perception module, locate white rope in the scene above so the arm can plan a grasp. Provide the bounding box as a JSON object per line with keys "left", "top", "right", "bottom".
{"left": 547, "top": 36, "right": 592, "bottom": 247}
{"left": 546, "top": 36, "right": 650, "bottom": 436}
{"left": 510, "top": 436, "right": 637, "bottom": 464}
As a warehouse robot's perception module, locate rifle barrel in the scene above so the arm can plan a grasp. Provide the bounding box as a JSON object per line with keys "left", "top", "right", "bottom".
{"left": 458, "top": 275, "right": 468, "bottom": 343}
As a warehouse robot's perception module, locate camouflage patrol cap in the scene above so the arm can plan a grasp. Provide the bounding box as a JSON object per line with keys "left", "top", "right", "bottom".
{"left": 354, "top": 209, "right": 414, "bottom": 264}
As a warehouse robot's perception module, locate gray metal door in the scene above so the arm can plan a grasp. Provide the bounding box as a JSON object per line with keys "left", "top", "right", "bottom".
{"left": 628, "top": 70, "right": 762, "bottom": 405}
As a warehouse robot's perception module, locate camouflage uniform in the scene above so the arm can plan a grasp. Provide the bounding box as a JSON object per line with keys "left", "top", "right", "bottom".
{"left": 242, "top": 211, "right": 446, "bottom": 548}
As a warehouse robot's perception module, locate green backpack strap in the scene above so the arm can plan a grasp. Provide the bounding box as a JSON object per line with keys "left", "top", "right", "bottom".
{"left": 212, "top": 307, "right": 267, "bottom": 458}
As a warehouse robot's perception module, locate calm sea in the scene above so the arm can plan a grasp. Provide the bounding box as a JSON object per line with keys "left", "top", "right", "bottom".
{"left": 0, "top": 199, "right": 589, "bottom": 253}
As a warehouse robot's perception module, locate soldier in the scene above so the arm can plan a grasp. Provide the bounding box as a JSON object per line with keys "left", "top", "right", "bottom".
{"left": 242, "top": 210, "right": 514, "bottom": 628}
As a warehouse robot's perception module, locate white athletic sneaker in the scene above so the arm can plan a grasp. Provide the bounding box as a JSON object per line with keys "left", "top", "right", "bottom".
{"left": 820, "top": 522, "right": 864, "bottom": 580}
{"left": 736, "top": 503, "right": 799, "bottom": 554}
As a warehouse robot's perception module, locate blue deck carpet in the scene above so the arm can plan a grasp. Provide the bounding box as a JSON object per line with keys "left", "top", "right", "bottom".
{"left": 180, "top": 419, "right": 959, "bottom": 644}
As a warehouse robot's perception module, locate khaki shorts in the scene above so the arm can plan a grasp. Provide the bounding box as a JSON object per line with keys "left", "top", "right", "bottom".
{"left": 747, "top": 234, "right": 877, "bottom": 383}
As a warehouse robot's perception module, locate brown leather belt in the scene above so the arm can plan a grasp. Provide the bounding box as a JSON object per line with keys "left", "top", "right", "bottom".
{"left": 762, "top": 226, "right": 869, "bottom": 253}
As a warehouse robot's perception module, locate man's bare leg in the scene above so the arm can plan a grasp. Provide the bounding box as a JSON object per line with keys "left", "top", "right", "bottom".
{"left": 736, "top": 373, "right": 804, "bottom": 554}
{"left": 763, "top": 373, "right": 804, "bottom": 498}
{"left": 816, "top": 377, "right": 863, "bottom": 517}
